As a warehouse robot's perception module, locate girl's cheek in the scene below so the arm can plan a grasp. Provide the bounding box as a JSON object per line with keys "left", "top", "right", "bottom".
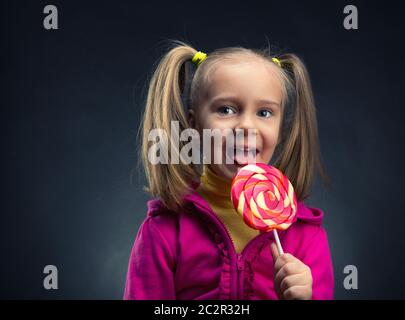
{"left": 206, "top": 118, "right": 233, "bottom": 130}
{"left": 261, "top": 131, "right": 280, "bottom": 161}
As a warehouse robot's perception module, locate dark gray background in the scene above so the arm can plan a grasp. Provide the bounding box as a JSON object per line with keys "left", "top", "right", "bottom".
{"left": 1, "top": 0, "right": 404, "bottom": 299}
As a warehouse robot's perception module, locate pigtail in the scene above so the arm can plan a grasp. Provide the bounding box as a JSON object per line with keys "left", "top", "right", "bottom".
{"left": 141, "top": 40, "right": 200, "bottom": 211}
{"left": 273, "top": 53, "right": 329, "bottom": 201}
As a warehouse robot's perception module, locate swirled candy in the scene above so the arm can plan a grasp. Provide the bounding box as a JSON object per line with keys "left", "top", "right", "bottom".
{"left": 231, "top": 163, "right": 297, "bottom": 232}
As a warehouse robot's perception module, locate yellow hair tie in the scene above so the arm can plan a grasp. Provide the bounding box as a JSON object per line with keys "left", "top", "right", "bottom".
{"left": 192, "top": 51, "right": 207, "bottom": 66}
{"left": 272, "top": 57, "right": 282, "bottom": 67}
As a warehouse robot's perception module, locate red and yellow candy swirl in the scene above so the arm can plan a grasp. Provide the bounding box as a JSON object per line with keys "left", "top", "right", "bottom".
{"left": 231, "top": 163, "right": 297, "bottom": 232}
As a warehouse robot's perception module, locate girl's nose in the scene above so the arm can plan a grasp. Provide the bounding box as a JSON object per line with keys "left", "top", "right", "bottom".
{"left": 235, "top": 114, "right": 257, "bottom": 135}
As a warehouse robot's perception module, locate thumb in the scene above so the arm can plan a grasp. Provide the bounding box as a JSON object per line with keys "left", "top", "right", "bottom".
{"left": 270, "top": 242, "right": 280, "bottom": 263}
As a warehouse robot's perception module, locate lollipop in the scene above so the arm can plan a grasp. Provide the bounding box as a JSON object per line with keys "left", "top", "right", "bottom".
{"left": 231, "top": 163, "right": 298, "bottom": 254}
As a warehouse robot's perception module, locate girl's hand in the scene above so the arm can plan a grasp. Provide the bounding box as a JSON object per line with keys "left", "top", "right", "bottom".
{"left": 270, "top": 242, "right": 313, "bottom": 300}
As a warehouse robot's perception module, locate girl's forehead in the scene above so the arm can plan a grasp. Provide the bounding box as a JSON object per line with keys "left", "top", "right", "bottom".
{"left": 204, "top": 59, "right": 283, "bottom": 101}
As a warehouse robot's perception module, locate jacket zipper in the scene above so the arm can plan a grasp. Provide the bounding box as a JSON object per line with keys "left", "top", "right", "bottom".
{"left": 218, "top": 220, "right": 245, "bottom": 299}
{"left": 193, "top": 201, "right": 270, "bottom": 299}
{"left": 236, "top": 253, "right": 244, "bottom": 299}
{"left": 211, "top": 213, "right": 243, "bottom": 299}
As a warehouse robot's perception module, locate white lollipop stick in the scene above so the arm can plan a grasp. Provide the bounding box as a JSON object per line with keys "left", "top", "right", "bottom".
{"left": 272, "top": 229, "right": 284, "bottom": 255}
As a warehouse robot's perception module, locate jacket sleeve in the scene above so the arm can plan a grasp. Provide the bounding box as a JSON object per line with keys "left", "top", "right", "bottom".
{"left": 301, "top": 226, "right": 334, "bottom": 300}
{"left": 123, "top": 216, "right": 176, "bottom": 299}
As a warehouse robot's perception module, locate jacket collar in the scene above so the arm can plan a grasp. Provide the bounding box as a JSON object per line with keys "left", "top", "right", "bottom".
{"left": 147, "top": 189, "right": 324, "bottom": 226}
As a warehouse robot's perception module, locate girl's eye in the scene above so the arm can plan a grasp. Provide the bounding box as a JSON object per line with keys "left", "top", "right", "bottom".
{"left": 217, "top": 105, "right": 236, "bottom": 116}
{"left": 257, "top": 109, "right": 273, "bottom": 118}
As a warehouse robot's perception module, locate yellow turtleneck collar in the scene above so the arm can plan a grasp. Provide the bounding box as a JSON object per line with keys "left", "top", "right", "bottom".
{"left": 196, "top": 165, "right": 260, "bottom": 254}
{"left": 198, "top": 165, "right": 234, "bottom": 208}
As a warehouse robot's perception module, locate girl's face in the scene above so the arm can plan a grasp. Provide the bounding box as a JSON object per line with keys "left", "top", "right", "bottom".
{"left": 189, "top": 58, "right": 284, "bottom": 181}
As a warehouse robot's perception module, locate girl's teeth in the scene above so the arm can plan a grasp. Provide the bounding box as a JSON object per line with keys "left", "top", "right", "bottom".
{"left": 234, "top": 148, "right": 257, "bottom": 164}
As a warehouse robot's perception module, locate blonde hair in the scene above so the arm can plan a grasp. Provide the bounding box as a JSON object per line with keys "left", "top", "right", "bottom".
{"left": 139, "top": 39, "right": 329, "bottom": 211}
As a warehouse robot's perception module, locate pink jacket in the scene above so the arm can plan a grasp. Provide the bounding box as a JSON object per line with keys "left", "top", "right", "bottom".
{"left": 123, "top": 190, "right": 334, "bottom": 300}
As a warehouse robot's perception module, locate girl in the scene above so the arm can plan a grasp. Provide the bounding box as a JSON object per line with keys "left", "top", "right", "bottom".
{"left": 124, "top": 40, "right": 334, "bottom": 300}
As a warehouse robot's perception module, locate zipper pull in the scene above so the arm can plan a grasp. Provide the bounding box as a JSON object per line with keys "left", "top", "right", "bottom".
{"left": 236, "top": 254, "right": 244, "bottom": 271}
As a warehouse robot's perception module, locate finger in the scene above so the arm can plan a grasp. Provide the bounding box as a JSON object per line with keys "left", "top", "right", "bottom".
{"left": 274, "top": 253, "right": 296, "bottom": 272}
{"left": 280, "top": 273, "right": 309, "bottom": 293}
{"left": 283, "top": 285, "right": 312, "bottom": 300}
{"left": 274, "top": 262, "right": 302, "bottom": 285}
{"left": 270, "top": 242, "right": 280, "bottom": 263}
